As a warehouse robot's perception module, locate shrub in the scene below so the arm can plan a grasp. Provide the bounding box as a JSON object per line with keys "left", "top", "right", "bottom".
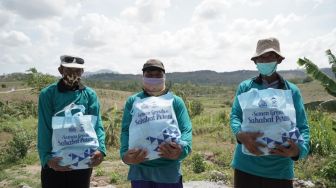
{"left": 103, "top": 106, "right": 122, "bottom": 148}
{"left": 95, "top": 166, "right": 105, "bottom": 176}
{"left": 189, "top": 100, "right": 204, "bottom": 117}
{"left": 110, "top": 172, "right": 122, "bottom": 184}
{"left": 192, "top": 153, "right": 205, "bottom": 173}
{"left": 321, "top": 155, "right": 336, "bottom": 182}
{"left": 5, "top": 129, "right": 34, "bottom": 162}
{"left": 0, "top": 101, "right": 37, "bottom": 122}
{"left": 307, "top": 110, "right": 335, "bottom": 156}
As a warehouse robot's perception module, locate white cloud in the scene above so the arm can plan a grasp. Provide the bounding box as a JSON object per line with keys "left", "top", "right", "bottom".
{"left": 192, "top": 0, "right": 230, "bottom": 22}
{"left": 121, "top": 0, "right": 171, "bottom": 23}
{"left": 73, "top": 13, "right": 138, "bottom": 49}
{"left": 0, "top": 10, "right": 12, "bottom": 27}
{"left": 0, "top": 0, "right": 335, "bottom": 75}
{"left": 0, "top": 30, "right": 31, "bottom": 46}
{"left": 1, "top": 0, "right": 67, "bottom": 19}
{"left": 0, "top": 53, "right": 32, "bottom": 65}
{"left": 285, "top": 28, "right": 336, "bottom": 69}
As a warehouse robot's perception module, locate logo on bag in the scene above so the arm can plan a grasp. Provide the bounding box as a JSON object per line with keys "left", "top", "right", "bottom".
{"left": 146, "top": 127, "right": 181, "bottom": 152}
{"left": 258, "top": 99, "right": 267, "bottom": 108}
{"left": 271, "top": 97, "right": 278, "bottom": 107}
{"left": 140, "top": 104, "right": 149, "bottom": 109}
{"left": 69, "top": 127, "right": 77, "bottom": 133}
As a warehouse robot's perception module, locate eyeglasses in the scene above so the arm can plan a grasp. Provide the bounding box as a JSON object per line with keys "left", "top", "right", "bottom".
{"left": 61, "top": 56, "right": 84, "bottom": 64}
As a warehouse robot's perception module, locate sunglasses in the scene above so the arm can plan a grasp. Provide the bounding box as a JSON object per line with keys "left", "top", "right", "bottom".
{"left": 61, "top": 56, "right": 84, "bottom": 64}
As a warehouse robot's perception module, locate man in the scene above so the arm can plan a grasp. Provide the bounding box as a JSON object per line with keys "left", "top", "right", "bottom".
{"left": 120, "top": 59, "right": 192, "bottom": 188}
{"left": 37, "top": 55, "right": 106, "bottom": 188}
{"left": 230, "top": 37, "right": 310, "bottom": 188}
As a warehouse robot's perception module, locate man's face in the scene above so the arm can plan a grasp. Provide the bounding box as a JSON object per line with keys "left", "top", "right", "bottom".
{"left": 143, "top": 69, "right": 165, "bottom": 78}
{"left": 142, "top": 69, "right": 165, "bottom": 93}
{"left": 58, "top": 66, "right": 84, "bottom": 87}
{"left": 254, "top": 52, "right": 282, "bottom": 64}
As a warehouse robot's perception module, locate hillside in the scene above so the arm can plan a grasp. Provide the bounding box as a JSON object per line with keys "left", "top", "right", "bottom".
{"left": 85, "top": 68, "right": 334, "bottom": 85}
{"left": 1, "top": 68, "right": 334, "bottom": 86}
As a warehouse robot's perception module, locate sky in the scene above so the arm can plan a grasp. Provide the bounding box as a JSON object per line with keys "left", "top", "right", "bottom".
{"left": 0, "top": 0, "right": 335, "bottom": 75}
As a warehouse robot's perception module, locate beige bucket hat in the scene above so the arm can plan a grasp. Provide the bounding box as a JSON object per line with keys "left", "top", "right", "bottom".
{"left": 251, "top": 37, "right": 285, "bottom": 61}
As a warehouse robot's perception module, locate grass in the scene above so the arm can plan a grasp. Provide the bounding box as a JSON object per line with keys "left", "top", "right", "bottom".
{"left": 0, "top": 81, "right": 335, "bottom": 187}
{"left": 0, "top": 81, "right": 27, "bottom": 92}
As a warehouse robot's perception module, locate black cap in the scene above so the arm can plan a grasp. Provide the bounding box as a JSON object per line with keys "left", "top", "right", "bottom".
{"left": 142, "top": 59, "right": 165, "bottom": 72}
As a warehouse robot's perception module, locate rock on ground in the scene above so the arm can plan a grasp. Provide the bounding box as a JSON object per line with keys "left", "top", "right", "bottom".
{"left": 183, "top": 181, "right": 229, "bottom": 188}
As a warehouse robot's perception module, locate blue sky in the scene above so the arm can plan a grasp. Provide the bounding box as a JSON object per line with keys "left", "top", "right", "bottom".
{"left": 0, "top": 0, "right": 335, "bottom": 75}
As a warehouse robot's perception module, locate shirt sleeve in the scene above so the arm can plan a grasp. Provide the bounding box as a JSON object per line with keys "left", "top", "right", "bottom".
{"left": 230, "top": 83, "right": 244, "bottom": 136}
{"left": 37, "top": 89, "right": 53, "bottom": 167}
{"left": 292, "top": 87, "right": 310, "bottom": 160}
{"left": 173, "top": 96, "right": 192, "bottom": 161}
{"left": 120, "top": 96, "right": 134, "bottom": 161}
{"left": 88, "top": 91, "right": 107, "bottom": 156}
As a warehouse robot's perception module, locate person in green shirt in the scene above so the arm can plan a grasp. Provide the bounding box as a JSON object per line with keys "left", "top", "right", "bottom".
{"left": 120, "top": 59, "right": 192, "bottom": 188}
{"left": 37, "top": 55, "right": 106, "bottom": 188}
{"left": 230, "top": 37, "right": 310, "bottom": 188}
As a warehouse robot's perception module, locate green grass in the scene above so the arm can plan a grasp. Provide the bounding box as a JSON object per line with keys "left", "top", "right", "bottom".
{"left": 0, "top": 81, "right": 27, "bottom": 92}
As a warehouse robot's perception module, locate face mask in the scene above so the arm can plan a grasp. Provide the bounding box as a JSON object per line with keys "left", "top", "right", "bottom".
{"left": 256, "top": 61, "right": 278, "bottom": 76}
{"left": 143, "top": 77, "right": 165, "bottom": 95}
{"left": 63, "top": 74, "right": 81, "bottom": 87}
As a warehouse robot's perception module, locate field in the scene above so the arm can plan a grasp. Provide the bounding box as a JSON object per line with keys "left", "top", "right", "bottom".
{"left": 0, "top": 80, "right": 336, "bottom": 188}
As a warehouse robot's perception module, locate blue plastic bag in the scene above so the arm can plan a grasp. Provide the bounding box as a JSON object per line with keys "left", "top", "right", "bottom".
{"left": 51, "top": 103, "right": 99, "bottom": 169}
{"left": 238, "top": 88, "right": 304, "bottom": 156}
{"left": 128, "top": 92, "right": 182, "bottom": 160}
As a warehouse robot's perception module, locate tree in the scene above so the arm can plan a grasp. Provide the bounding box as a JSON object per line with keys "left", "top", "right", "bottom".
{"left": 297, "top": 49, "right": 336, "bottom": 112}
{"left": 25, "top": 67, "right": 57, "bottom": 93}
{"left": 297, "top": 49, "right": 336, "bottom": 96}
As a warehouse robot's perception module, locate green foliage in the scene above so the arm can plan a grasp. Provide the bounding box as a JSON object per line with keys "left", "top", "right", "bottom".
{"left": 103, "top": 106, "right": 122, "bottom": 148}
{"left": 307, "top": 110, "right": 336, "bottom": 155}
{"left": 326, "top": 49, "right": 336, "bottom": 78}
{"left": 188, "top": 100, "right": 204, "bottom": 117}
{"left": 0, "top": 101, "right": 37, "bottom": 122}
{"left": 1, "top": 128, "right": 35, "bottom": 163}
{"left": 110, "top": 172, "right": 123, "bottom": 184}
{"left": 219, "top": 110, "right": 229, "bottom": 125}
{"left": 1, "top": 84, "right": 6, "bottom": 88}
{"left": 321, "top": 155, "right": 336, "bottom": 184}
{"left": 84, "top": 79, "right": 142, "bottom": 92}
{"left": 297, "top": 49, "right": 336, "bottom": 97}
{"left": 95, "top": 166, "right": 105, "bottom": 176}
{"left": 25, "top": 67, "right": 57, "bottom": 93}
{"left": 172, "top": 88, "right": 204, "bottom": 118}
{"left": 192, "top": 153, "right": 206, "bottom": 173}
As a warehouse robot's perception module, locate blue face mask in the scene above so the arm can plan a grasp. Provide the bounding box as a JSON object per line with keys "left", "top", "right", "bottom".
{"left": 256, "top": 61, "right": 278, "bottom": 76}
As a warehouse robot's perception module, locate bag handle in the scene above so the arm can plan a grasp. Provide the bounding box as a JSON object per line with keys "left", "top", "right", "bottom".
{"left": 54, "top": 101, "right": 86, "bottom": 117}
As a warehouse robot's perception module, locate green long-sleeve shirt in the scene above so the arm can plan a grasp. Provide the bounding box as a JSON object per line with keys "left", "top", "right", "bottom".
{"left": 37, "top": 81, "right": 106, "bottom": 167}
{"left": 120, "top": 91, "right": 192, "bottom": 183}
{"left": 230, "top": 74, "right": 310, "bottom": 180}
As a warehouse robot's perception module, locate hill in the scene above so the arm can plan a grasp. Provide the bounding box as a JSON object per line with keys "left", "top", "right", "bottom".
{"left": 1, "top": 68, "right": 334, "bottom": 86}
{"left": 85, "top": 68, "right": 333, "bottom": 85}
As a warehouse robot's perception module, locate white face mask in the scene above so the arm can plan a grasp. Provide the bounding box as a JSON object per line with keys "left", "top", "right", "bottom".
{"left": 256, "top": 61, "right": 278, "bottom": 76}
{"left": 143, "top": 77, "right": 166, "bottom": 95}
